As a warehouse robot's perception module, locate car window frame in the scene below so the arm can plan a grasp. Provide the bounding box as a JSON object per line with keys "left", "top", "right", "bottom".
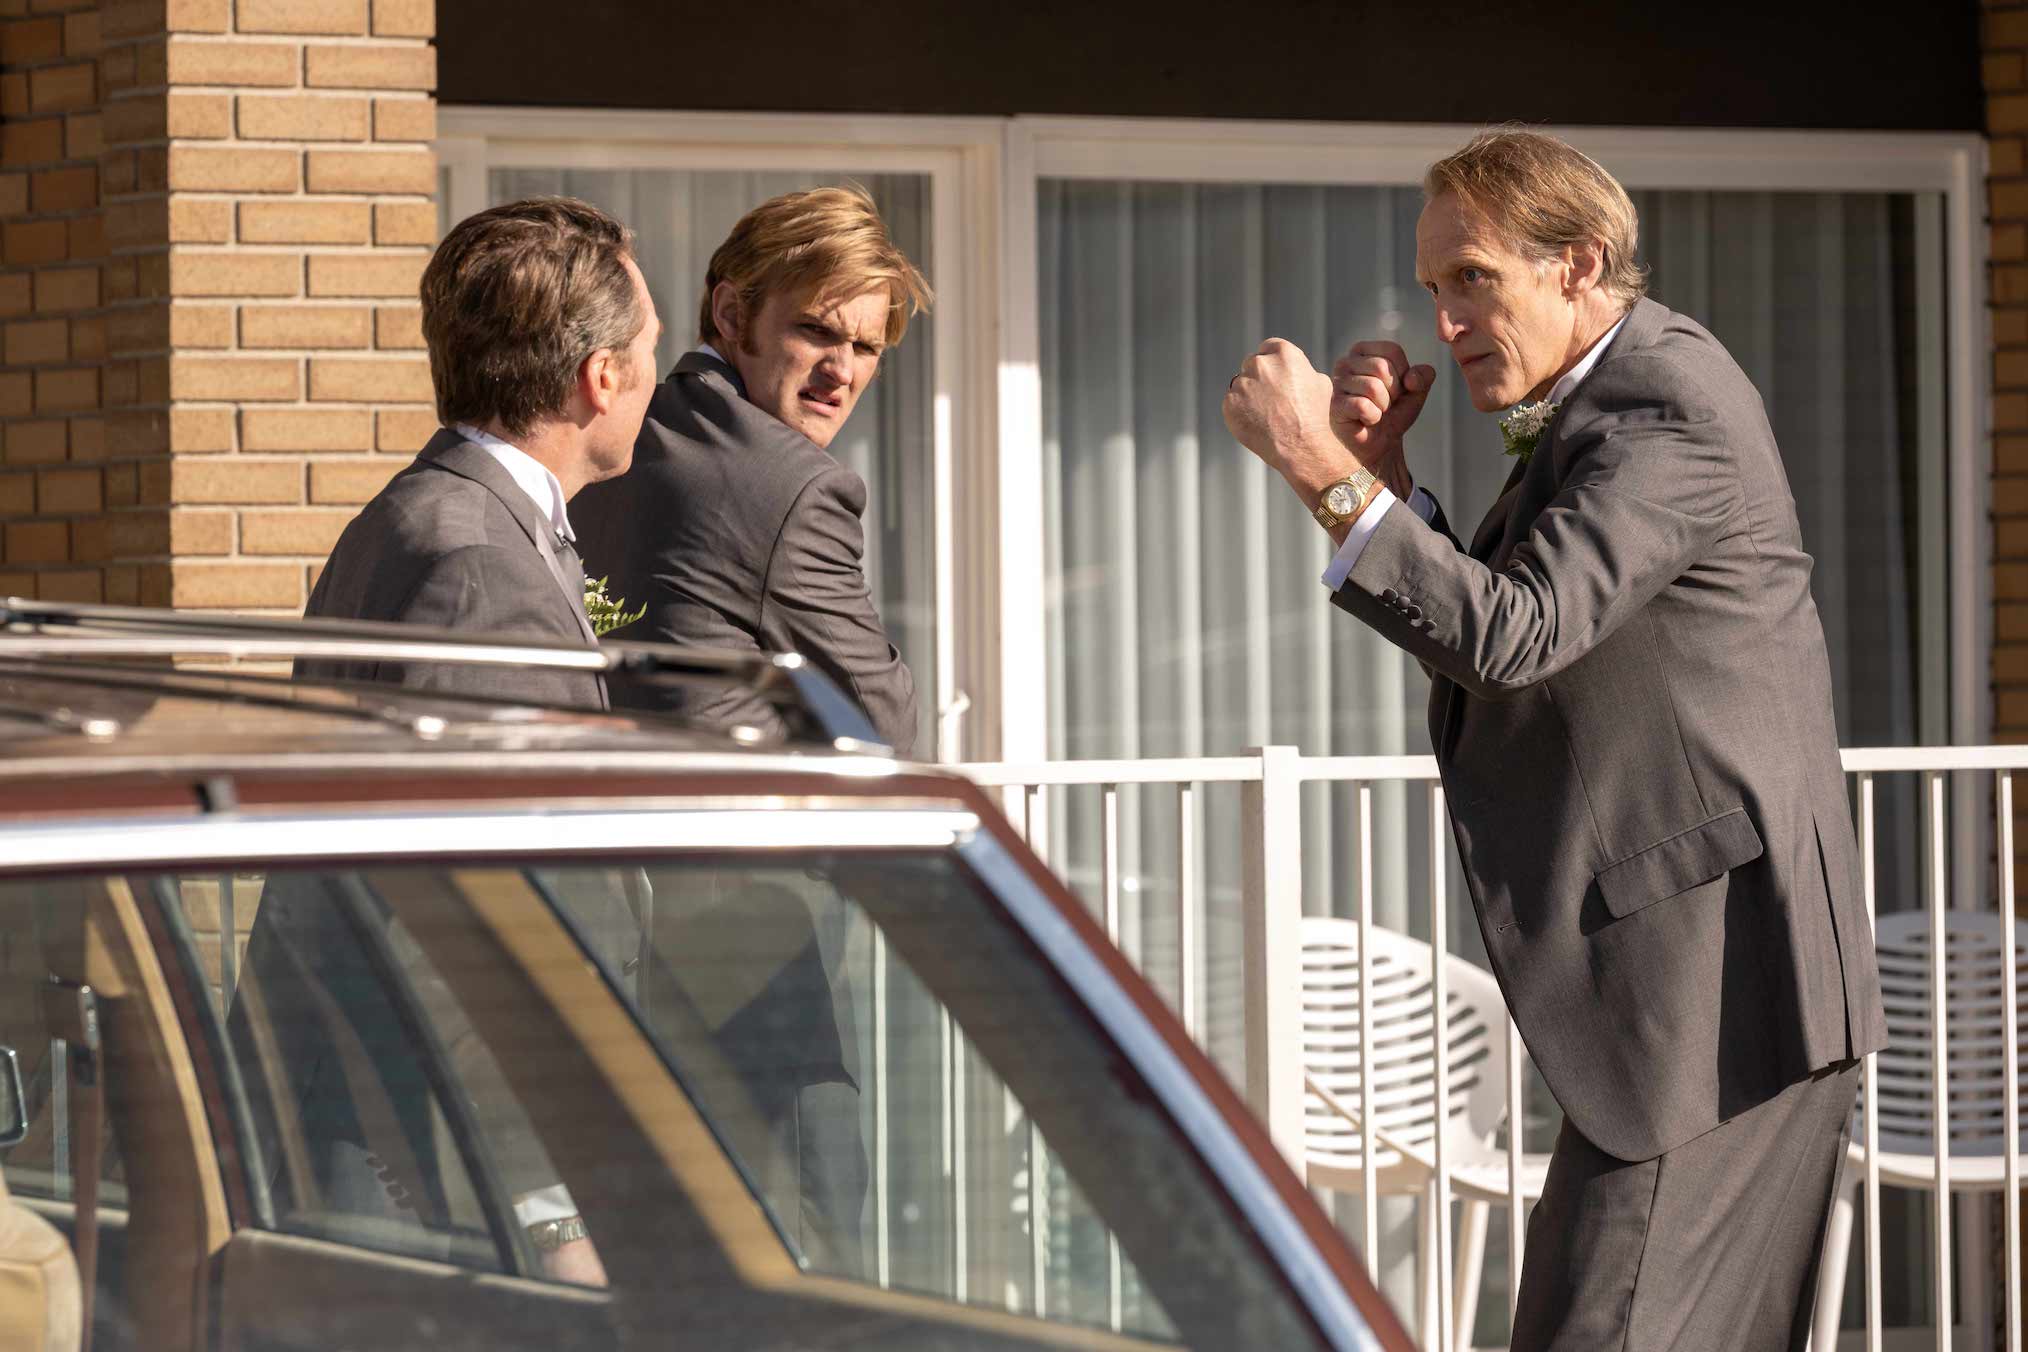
{"left": 0, "top": 787, "right": 1403, "bottom": 1352}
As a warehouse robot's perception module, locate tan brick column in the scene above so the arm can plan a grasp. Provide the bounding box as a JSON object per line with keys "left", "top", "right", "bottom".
{"left": 0, "top": 0, "right": 437, "bottom": 612}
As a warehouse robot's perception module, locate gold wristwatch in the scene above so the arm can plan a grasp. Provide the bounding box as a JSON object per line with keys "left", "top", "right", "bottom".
{"left": 526, "top": 1215, "right": 589, "bottom": 1252}
{"left": 1313, "top": 468, "right": 1381, "bottom": 529}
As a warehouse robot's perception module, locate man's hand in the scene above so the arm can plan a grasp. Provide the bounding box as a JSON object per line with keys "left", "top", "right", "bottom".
{"left": 541, "top": 1235, "right": 609, "bottom": 1288}
{"left": 1330, "top": 340, "right": 1435, "bottom": 499}
{"left": 1222, "top": 338, "right": 1358, "bottom": 503}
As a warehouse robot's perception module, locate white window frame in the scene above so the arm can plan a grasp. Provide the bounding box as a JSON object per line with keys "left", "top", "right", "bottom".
{"left": 435, "top": 108, "right": 1007, "bottom": 765}
{"left": 434, "top": 110, "right": 1991, "bottom": 779}
{"left": 1003, "top": 116, "right": 1989, "bottom": 760}
{"left": 1002, "top": 116, "right": 1995, "bottom": 1348}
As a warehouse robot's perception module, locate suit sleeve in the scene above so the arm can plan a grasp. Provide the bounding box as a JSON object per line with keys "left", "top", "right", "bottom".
{"left": 764, "top": 464, "right": 920, "bottom": 755}
{"left": 1422, "top": 493, "right": 1462, "bottom": 552}
{"left": 1334, "top": 354, "right": 1742, "bottom": 701}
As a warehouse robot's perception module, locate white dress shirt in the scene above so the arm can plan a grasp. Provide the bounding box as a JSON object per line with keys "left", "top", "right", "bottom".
{"left": 1320, "top": 313, "right": 1630, "bottom": 591}
{"left": 453, "top": 423, "right": 576, "bottom": 546}
{"left": 450, "top": 420, "right": 579, "bottom": 1230}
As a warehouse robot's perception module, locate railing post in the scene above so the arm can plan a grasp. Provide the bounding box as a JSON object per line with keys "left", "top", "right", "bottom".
{"left": 1242, "top": 744, "right": 1304, "bottom": 1167}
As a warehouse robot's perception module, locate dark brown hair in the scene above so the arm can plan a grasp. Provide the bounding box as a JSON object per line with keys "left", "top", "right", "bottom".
{"left": 697, "top": 184, "right": 932, "bottom": 349}
{"left": 420, "top": 196, "right": 644, "bottom": 437}
{"left": 1425, "top": 127, "right": 1649, "bottom": 307}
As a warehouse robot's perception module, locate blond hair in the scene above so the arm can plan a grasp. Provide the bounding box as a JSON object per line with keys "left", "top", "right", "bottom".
{"left": 697, "top": 184, "right": 933, "bottom": 348}
{"left": 1424, "top": 128, "right": 1648, "bottom": 307}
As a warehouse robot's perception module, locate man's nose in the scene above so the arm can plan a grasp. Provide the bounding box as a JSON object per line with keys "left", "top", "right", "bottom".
{"left": 814, "top": 343, "right": 851, "bottom": 383}
{"left": 1435, "top": 306, "right": 1465, "bottom": 345}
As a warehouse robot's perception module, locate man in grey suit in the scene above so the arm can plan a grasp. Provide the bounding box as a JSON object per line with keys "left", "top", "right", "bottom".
{"left": 573, "top": 184, "right": 926, "bottom": 753}
{"left": 1224, "top": 130, "right": 1887, "bottom": 1350}
{"left": 571, "top": 185, "right": 930, "bottom": 1277}
{"left": 244, "top": 196, "right": 663, "bottom": 1286}
{"left": 299, "top": 196, "right": 660, "bottom": 704}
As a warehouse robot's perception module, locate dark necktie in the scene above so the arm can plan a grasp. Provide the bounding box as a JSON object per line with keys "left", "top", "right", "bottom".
{"left": 555, "top": 531, "right": 586, "bottom": 599}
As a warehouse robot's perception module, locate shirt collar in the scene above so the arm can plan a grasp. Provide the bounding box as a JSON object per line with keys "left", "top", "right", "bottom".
{"left": 1545, "top": 312, "right": 1630, "bottom": 407}
{"left": 452, "top": 423, "right": 574, "bottom": 544}
{"left": 694, "top": 342, "right": 746, "bottom": 397}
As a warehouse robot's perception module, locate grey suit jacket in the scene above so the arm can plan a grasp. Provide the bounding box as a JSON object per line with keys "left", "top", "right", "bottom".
{"left": 1336, "top": 297, "right": 1888, "bottom": 1162}
{"left": 296, "top": 429, "right": 606, "bottom": 711}
{"left": 250, "top": 429, "right": 636, "bottom": 1206}
{"left": 570, "top": 351, "right": 919, "bottom": 755}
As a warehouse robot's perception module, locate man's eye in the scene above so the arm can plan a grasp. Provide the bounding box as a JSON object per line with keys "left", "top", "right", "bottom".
{"left": 1461, "top": 267, "right": 1486, "bottom": 285}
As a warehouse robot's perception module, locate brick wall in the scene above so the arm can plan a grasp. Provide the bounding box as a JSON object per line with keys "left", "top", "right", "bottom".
{"left": 1989, "top": 6, "right": 2028, "bottom": 917}
{"left": 0, "top": 0, "right": 436, "bottom": 611}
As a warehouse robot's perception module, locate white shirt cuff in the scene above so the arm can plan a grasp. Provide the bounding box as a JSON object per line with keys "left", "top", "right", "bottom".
{"left": 512, "top": 1184, "right": 577, "bottom": 1228}
{"left": 1321, "top": 485, "right": 1436, "bottom": 590}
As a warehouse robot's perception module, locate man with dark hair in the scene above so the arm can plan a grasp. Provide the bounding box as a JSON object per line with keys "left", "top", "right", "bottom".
{"left": 1224, "top": 129, "right": 1885, "bottom": 1350}
{"left": 246, "top": 196, "right": 662, "bottom": 1287}
{"left": 298, "top": 195, "right": 661, "bottom": 703}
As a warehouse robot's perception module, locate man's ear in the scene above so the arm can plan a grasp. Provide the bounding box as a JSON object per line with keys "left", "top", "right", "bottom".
{"left": 580, "top": 345, "right": 622, "bottom": 416}
{"left": 709, "top": 280, "right": 743, "bottom": 347}
{"left": 1565, "top": 237, "right": 1607, "bottom": 297}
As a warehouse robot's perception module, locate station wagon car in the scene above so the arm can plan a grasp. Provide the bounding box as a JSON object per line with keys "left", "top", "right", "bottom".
{"left": 0, "top": 598, "right": 1409, "bottom": 1352}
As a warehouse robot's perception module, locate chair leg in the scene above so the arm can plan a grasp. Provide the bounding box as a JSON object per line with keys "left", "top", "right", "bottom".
{"left": 1807, "top": 1174, "right": 1859, "bottom": 1352}
{"left": 1453, "top": 1199, "right": 1490, "bottom": 1352}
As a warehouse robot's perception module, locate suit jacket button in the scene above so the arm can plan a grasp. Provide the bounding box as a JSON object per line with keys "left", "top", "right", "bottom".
{"left": 1379, "top": 588, "right": 1398, "bottom": 603}
{"left": 1405, "top": 605, "right": 1423, "bottom": 621}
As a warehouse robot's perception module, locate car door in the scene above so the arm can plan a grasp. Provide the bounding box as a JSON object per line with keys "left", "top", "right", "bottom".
{"left": 149, "top": 866, "right": 626, "bottom": 1352}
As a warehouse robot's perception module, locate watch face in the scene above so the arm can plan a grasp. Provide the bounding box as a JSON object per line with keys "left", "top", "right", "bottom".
{"left": 1325, "top": 483, "right": 1358, "bottom": 517}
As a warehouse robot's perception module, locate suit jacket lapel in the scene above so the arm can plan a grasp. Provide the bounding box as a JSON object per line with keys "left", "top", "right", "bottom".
{"left": 1469, "top": 457, "right": 1529, "bottom": 562}
{"left": 1442, "top": 446, "right": 1539, "bottom": 757}
{"left": 415, "top": 429, "right": 600, "bottom": 647}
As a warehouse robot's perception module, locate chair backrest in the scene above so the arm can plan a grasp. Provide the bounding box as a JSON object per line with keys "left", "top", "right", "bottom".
{"left": 1298, "top": 916, "right": 1511, "bottom": 1174}
{"left": 1871, "top": 910, "right": 2028, "bottom": 1158}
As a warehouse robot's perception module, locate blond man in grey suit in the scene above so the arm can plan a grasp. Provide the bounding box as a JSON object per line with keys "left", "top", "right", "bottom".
{"left": 1224, "top": 130, "right": 1887, "bottom": 1350}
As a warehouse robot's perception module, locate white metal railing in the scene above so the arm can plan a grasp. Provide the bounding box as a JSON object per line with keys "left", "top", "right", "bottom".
{"left": 958, "top": 746, "right": 2028, "bottom": 1352}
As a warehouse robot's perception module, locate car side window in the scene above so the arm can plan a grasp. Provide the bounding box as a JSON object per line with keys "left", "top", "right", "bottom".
{"left": 0, "top": 880, "right": 126, "bottom": 1208}
{"left": 206, "top": 871, "right": 516, "bottom": 1273}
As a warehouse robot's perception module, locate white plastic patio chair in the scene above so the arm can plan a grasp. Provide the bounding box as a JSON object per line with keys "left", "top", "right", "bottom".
{"left": 1301, "top": 915, "right": 1550, "bottom": 1352}
{"left": 1808, "top": 910, "right": 2028, "bottom": 1352}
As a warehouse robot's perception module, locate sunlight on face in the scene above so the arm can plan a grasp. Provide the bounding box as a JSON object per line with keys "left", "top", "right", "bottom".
{"left": 1414, "top": 192, "right": 1578, "bottom": 413}
{"left": 727, "top": 286, "right": 889, "bottom": 450}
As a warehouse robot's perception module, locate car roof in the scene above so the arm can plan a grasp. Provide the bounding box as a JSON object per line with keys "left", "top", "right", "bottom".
{"left": 0, "top": 598, "right": 906, "bottom": 787}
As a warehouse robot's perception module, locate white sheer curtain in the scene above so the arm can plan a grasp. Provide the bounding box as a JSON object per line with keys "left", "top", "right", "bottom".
{"left": 1038, "top": 179, "right": 1940, "bottom": 1337}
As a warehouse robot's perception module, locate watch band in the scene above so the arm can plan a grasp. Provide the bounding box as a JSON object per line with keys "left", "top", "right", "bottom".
{"left": 526, "top": 1214, "right": 589, "bottom": 1252}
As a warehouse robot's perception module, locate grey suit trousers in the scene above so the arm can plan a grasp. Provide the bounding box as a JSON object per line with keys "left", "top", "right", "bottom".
{"left": 1511, "top": 1059, "right": 1860, "bottom": 1352}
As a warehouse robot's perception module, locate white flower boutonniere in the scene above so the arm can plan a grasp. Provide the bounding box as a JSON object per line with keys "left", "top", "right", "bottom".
{"left": 1499, "top": 400, "right": 1558, "bottom": 464}
{"left": 582, "top": 575, "right": 645, "bottom": 638}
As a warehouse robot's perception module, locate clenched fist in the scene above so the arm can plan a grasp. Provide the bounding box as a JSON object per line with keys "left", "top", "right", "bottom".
{"left": 1222, "top": 338, "right": 1354, "bottom": 495}
{"left": 1330, "top": 340, "right": 1435, "bottom": 473}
